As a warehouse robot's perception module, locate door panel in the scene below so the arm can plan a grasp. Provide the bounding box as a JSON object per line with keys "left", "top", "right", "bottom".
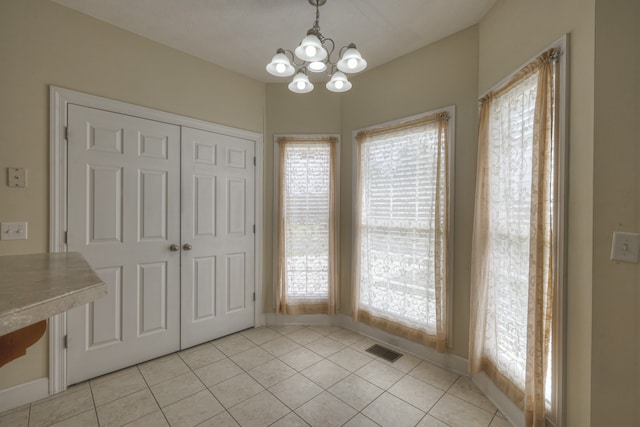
{"left": 66, "top": 104, "right": 181, "bottom": 384}
{"left": 181, "top": 127, "right": 255, "bottom": 349}
{"left": 87, "top": 266, "right": 122, "bottom": 348}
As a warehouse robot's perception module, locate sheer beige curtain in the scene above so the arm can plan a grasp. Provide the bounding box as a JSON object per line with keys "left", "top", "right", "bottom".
{"left": 276, "top": 136, "right": 338, "bottom": 315}
{"left": 352, "top": 112, "right": 450, "bottom": 351}
{"left": 469, "top": 49, "right": 559, "bottom": 426}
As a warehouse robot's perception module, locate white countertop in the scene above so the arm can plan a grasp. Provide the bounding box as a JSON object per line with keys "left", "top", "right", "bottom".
{"left": 0, "top": 252, "right": 106, "bottom": 335}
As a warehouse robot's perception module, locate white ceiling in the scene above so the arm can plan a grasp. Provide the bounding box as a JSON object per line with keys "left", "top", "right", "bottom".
{"left": 51, "top": 0, "right": 496, "bottom": 83}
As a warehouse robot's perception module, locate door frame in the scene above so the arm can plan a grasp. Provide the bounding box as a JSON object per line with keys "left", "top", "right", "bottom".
{"left": 49, "top": 85, "right": 264, "bottom": 393}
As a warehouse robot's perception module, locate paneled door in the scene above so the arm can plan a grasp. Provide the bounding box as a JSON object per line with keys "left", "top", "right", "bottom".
{"left": 66, "top": 104, "right": 181, "bottom": 384}
{"left": 180, "top": 127, "right": 255, "bottom": 348}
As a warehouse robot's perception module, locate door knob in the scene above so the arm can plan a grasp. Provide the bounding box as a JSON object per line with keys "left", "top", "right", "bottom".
{"left": 169, "top": 244, "right": 180, "bottom": 251}
{"left": 182, "top": 243, "right": 192, "bottom": 251}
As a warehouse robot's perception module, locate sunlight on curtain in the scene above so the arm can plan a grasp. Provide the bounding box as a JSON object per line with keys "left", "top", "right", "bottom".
{"left": 469, "top": 49, "right": 559, "bottom": 426}
{"left": 276, "top": 137, "right": 338, "bottom": 314}
{"left": 353, "top": 112, "right": 450, "bottom": 350}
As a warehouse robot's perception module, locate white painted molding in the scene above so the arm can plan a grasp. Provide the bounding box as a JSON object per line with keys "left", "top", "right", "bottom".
{"left": 264, "top": 313, "right": 468, "bottom": 376}
{"left": 350, "top": 105, "right": 457, "bottom": 345}
{"left": 264, "top": 313, "right": 527, "bottom": 422}
{"left": 254, "top": 137, "right": 265, "bottom": 327}
{"left": 0, "top": 378, "right": 48, "bottom": 413}
{"left": 338, "top": 314, "right": 468, "bottom": 376}
{"left": 48, "top": 313, "right": 66, "bottom": 394}
{"left": 265, "top": 313, "right": 339, "bottom": 326}
{"left": 473, "top": 372, "right": 524, "bottom": 427}
{"left": 49, "top": 85, "right": 264, "bottom": 394}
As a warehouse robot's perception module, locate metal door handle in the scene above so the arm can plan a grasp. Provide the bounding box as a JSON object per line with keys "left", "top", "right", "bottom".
{"left": 169, "top": 244, "right": 180, "bottom": 252}
{"left": 182, "top": 243, "right": 192, "bottom": 251}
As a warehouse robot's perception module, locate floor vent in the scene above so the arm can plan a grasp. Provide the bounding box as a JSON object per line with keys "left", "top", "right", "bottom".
{"left": 365, "top": 344, "right": 403, "bottom": 363}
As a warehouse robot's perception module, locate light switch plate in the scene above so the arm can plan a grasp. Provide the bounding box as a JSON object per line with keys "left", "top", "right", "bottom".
{"left": 7, "top": 167, "right": 26, "bottom": 188}
{"left": 0, "top": 222, "right": 28, "bottom": 240}
{"left": 610, "top": 232, "right": 640, "bottom": 263}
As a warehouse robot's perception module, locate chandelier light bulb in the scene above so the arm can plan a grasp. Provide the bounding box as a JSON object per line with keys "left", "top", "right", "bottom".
{"left": 337, "top": 44, "right": 367, "bottom": 73}
{"left": 288, "top": 70, "right": 314, "bottom": 93}
{"left": 266, "top": 49, "right": 295, "bottom": 77}
{"left": 326, "top": 71, "right": 352, "bottom": 93}
{"left": 308, "top": 61, "right": 327, "bottom": 73}
{"left": 305, "top": 45, "right": 317, "bottom": 58}
{"left": 295, "top": 34, "right": 327, "bottom": 62}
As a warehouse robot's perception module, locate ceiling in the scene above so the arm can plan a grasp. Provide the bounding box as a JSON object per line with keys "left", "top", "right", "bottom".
{"left": 51, "top": 0, "right": 496, "bottom": 83}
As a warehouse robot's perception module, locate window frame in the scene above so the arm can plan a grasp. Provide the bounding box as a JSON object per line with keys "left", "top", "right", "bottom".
{"left": 273, "top": 133, "right": 341, "bottom": 311}
{"left": 351, "top": 106, "right": 455, "bottom": 347}
{"left": 476, "top": 35, "right": 568, "bottom": 427}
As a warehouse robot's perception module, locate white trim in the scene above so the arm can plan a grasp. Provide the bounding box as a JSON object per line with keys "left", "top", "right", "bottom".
{"left": 264, "top": 313, "right": 468, "bottom": 376}
{"left": 351, "top": 106, "right": 457, "bottom": 346}
{"left": 553, "top": 33, "right": 569, "bottom": 427}
{"left": 254, "top": 138, "right": 265, "bottom": 327}
{"left": 265, "top": 313, "right": 339, "bottom": 326}
{"left": 48, "top": 313, "right": 66, "bottom": 394}
{"left": 272, "top": 134, "right": 342, "bottom": 312}
{"left": 49, "top": 85, "right": 264, "bottom": 392}
{"left": 479, "top": 35, "right": 566, "bottom": 100}
{"left": 473, "top": 372, "right": 525, "bottom": 427}
{"left": 474, "top": 35, "right": 569, "bottom": 427}
{"left": 339, "top": 314, "right": 467, "bottom": 376}
{"left": 0, "top": 378, "right": 49, "bottom": 413}
{"left": 50, "top": 86, "right": 260, "bottom": 140}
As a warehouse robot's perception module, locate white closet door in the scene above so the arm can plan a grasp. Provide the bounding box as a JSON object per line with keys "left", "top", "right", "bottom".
{"left": 66, "top": 104, "right": 181, "bottom": 384}
{"left": 180, "top": 127, "right": 255, "bottom": 349}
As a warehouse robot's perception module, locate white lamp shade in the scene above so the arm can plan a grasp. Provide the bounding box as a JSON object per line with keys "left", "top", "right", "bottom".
{"left": 288, "top": 71, "right": 314, "bottom": 93}
{"left": 294, "top": 34, "right": 327, "bottom": 62}
{"left": 266, "top": 51, "right": 295, "bottom": 77}
{"left": 326, "top": 71, "right": 352, "bottom": 92}
{"left": 308, "top": 61, "right": 327, "bottom": 73}
{"left": 337, "top": 45, "right": 367, "bottom": 73}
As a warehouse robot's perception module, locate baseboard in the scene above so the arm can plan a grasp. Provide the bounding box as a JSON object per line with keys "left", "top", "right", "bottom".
{"left": 338, "top": 314, "right": 469, "bottom": 376}
{"left": 265, "top": 313, "right": 339, "bottom": 326}
{"left": 0, "top": 377, "right": 49, "bottom": 413}
{"left": 473, "top": 372, "right": 524, "bottom": 427}
{"left": 264, "top": 313, "right": 468, "bottom": 375}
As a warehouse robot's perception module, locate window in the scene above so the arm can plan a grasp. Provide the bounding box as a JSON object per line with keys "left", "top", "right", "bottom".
{"left": 469, "top": 47, "right": 561, "bottom": 425}
{"left": 275, "top": 136, "right": 338, "bottom": 314}
{"left": 352, "top": 110, "right": 452, "bottom": 351}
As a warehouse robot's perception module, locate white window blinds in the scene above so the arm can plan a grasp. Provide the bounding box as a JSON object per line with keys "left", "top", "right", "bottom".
{"left": 353, "top": 112, "right": 451, "bottom": 350}
{"left": 276, "top": 137, "right": 338, "bottom": 314}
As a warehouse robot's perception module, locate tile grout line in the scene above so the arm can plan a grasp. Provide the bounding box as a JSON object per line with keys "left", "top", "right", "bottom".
{"left": 133, "top": 363, "right": 172, "bottom": 427}
{"left": 88, "top": 379, "right": 100, "bottom": 427}
{"left": 174, "top": 342, "right": 238, "bottom": 426}
{"left": 6, "top": 326, "right": 504, "bottom": 427}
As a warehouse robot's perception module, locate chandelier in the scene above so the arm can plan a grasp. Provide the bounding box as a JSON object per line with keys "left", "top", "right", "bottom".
{"left": 266, "top": 0, "right": 367, "bottom": 93}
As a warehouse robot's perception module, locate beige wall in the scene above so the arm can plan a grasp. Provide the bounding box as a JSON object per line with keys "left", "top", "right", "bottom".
{"left": 263, "top": 86, "right": 342, "bottom": 310}
{"left": 592, "top": 0, "right": 640, "bottom": 425}
{"left": 0, "top": 0, "right": 265, "bottom": 389}
{"left": 339, "top": 26, "right": 480, "bottom": 358}
{"left": 478, "top": 1, "right": 595, "bottom": 426}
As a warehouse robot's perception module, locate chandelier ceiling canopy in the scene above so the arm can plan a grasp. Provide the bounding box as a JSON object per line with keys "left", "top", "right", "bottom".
{"left": 266, "top": 0, "right": 367, "bottom": 93}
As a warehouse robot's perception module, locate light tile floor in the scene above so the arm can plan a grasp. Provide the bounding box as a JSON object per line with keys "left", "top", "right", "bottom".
{"left": 0, "top": 326, "right": 514, "bottom": 427}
